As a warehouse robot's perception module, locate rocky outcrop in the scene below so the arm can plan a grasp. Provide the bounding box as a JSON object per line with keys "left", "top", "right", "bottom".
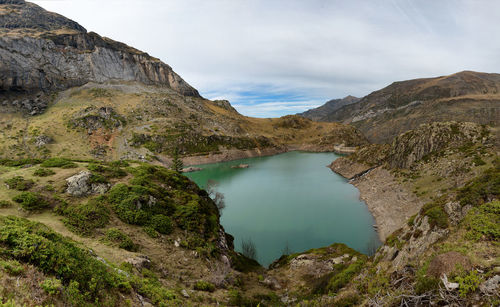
{"left": 387, "top": 122, "right": 487, "bottom": 169}
{"left": 69, "top": 106, "right": 125, "bottom": 133}
{"left": 65, "top": 171, "right": 110, "bottom": 196}
{"left": 0, "top": 1, "right": 199, "bottom": 114}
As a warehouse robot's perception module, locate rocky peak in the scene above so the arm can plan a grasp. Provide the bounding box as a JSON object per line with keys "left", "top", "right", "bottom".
{"left": 0, "top": 1, "right": 200, "bottom": 114}
{"left": 0, "top": 1, "right": 86, "bottom": 32}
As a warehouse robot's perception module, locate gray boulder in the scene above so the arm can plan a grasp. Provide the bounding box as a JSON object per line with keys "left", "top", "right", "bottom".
{"left": 65, "top": 171, "right": 110, "bottom": 197}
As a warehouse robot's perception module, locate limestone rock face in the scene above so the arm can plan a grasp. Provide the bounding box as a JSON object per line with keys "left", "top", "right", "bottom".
{"left": 65, "top": 171, "right": 110, "bottom": 197}
{"left": 0, "top": 1, "right": 200, "bottom": 113}
{"left": 388, "top": 122, "right": 487, "bottom": 169}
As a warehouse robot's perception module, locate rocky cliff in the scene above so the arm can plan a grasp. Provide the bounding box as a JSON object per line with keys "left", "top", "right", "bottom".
{"left": 0, "top": 0, "right": 199, "bottom": 114}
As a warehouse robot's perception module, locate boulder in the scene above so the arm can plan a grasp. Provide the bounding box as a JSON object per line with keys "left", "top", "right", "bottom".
{"left": 65, "top": 171, "right": 110, "bottom": 196}
{"left": 125, "top": 255, "right": 151, "bottom": 271}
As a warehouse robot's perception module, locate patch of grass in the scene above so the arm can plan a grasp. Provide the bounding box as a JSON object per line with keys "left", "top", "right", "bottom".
{"left": 33, "top": 168, "right": 56, "bottom": 177}
{"left": 40, "top": 157, "right": 77, "bottom": 168}
{"left": 60, "top": 197, "right": 110, "bottom": 236}
{"left": 193, "top": 280, "right": 215, "bottom": 292}
{"left": 4, "top": 176, "right": 34, "bottom": 191}
{"left": 101, "top": 228, "right": 137, "bottom": 251}
{"left": 12, "top": 192, "right": 49, "bottom": 211}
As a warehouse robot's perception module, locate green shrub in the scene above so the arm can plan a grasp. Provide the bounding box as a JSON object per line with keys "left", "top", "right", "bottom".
{"left": 415, "top": 261, "right": 440, "bottom": 294}
{"left": 456, "top": 270, "right": 481, "bottom": 297}
{"left": 326, "top": 258, "right": 366, "bottom": 294}
{"left": 421, "top": 196, "right": 449, "bottom": 229}
{"left": 41, "top": 158, "right": 77, "bottom": 168}
{"left": 0, "top": 158, "right": 42, "bottom": 167}
{"left": 0, "top": 200, "right": 12, "bottom": 208}
{"left": 150, "top": 214, "right": 173, "bottom": 235}
{"left": 457, "top": 161, "right": 499, "bottom": 206}
{"left": 193, "top": 280, "right": 215, "bottom": 292}
{"left": 61, "top": 197, "right": 110, "bottom": 236}
{"left": 463, "top": 201, "right": 500, "bottom": 241}
{"left": 425, "top": 206, "right": 449, "bottom": 229}
{"left": 102, "top": 228, "right": 137, "bottom": 251}
{"left": 87, "top": 163, "right": 127, "bottom": 179}
{"left": 0, "top": 216, "right": 127, "bottom": 303}
{"left": 40, "top": 278, "right": 62, "bottom": 295}
{"left": 0, "top": 259, "right": 24, "bottom": 276}
{"left": 5, "top": 176, "right": 34, "bottom": 191}
{"left": 12, "top": 192, "right": 49, "bottom": 211}
{"left": 33, "top": 168, "right": 55, "bottom": 177}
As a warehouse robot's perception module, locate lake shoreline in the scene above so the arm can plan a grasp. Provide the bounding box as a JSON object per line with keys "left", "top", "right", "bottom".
{"left": 181, "top": 144, "right": 353, "bottom": 166}
{"left": 329, "top": 158, "right": 424, "bottom": 242}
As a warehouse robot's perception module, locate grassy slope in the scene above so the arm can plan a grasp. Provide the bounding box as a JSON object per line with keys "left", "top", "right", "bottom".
{"left": 0, "top": 83, "right": 367, "bottom": 163}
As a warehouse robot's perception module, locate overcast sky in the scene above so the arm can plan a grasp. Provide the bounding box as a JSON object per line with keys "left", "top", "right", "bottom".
{"left": 32, "top": 0, "right": 500, "bottom": 117}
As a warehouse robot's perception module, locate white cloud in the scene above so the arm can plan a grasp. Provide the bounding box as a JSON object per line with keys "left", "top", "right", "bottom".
{"left": 31, "top": 0, "right": 500, "bottom": 117}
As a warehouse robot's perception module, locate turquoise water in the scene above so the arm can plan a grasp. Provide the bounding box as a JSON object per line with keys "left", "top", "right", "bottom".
{"left": 186, "top": 151, "right": 380, "bottom": 266}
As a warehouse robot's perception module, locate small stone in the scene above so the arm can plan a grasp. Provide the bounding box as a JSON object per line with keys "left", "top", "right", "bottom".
{"left": 181, "top": 289, "right": 190, "bottom": 298}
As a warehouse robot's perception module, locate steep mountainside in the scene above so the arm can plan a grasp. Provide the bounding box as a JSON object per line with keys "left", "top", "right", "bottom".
{"left": 0, "top": 0, "right": 199, "bottom": 114}
{"left": 297, "top": 95, "right": 359, "bottom": 121}
{"left": 302, "top": 71, "right": 500, "bottom": 143}
{"left": 0, "top": 1, "right": 368, "bottom": 164}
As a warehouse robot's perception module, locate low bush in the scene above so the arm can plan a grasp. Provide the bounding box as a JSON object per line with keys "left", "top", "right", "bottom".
{"left": 61, "top": 197, "right": 110, "bottom": 236}
{"left": 41, "top": 158, "right": 77, "bottom": 168}
{"left": 12, "top": 192, "right": 49, "bottom": 211}
{"left": 0, "top": 259, "right": 24, "bottom": 276}
{"left": 326, "top": 258, "right": 366, "bottom": 294}
{"left": 0, "top": 200, "right": 12, "bottom": 208}
{"left": 457, "top": 161, "right": 499, "bottom": 206}
{"left": 87, "top": 163, "right": 127, "bottom": 179}
{"left": 102, "top": 228, "right": 137, "bottom": 251}
{"left": 0, "top": 158, "right": 42, "bottom": 167}
{"left": 33, "top": 168, "right": 56, "bottom": 177}
{"left": 415, "top": 261, "right": 440, "bottom": 295}
{"left": 193, "top": 280, "right": 215, "bottom": 292}
{"left": 40, "top": 278, "right": 62, "bottom": 295}
{"left": 463, "top": 201, "right": 500, "bottom": 241}
{"left": 421, "top": 196, "right": 449, "bottom": 229}
{"left": 0, "top": 216, "right": 129, "bottom": 304}
{"left": 5, "top": 176, "right": 34, "bottom": 191}
{"left": 455, "top": 270, "right": 481, "bottom": 298}
{"left": 150, "top": 214, "right": 173, "bottom": 235}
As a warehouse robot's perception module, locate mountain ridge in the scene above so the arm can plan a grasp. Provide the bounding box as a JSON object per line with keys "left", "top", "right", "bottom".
{"left": 300, "top": 70, "right": 500, "bottom": 143}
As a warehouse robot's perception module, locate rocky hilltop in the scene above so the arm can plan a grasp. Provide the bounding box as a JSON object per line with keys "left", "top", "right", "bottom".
{"left": 0, "top": 0, "right": 199, "bottom": 114}
{"left": 301, "top": 71, "right": 500, "bottom": 143}
{"left": 297, "top": 95, "right": 359, "bottom": 121}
